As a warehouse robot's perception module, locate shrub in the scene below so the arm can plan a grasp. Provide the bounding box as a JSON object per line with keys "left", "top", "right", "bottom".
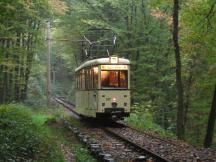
{"left": 0, "top": 104, "right": 63, "bottom": 162}
{"left": 124, "top": 106, "right": 175, "bottom": 138}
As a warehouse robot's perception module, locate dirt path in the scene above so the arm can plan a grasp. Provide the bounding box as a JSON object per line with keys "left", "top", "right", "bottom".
{"left": 61, "top": 144, "right": 76, "bottom": 162}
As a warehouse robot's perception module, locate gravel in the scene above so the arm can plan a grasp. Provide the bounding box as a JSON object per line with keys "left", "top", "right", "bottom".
{"left": 109, "top": 127, "right": 216, "bottom": 162}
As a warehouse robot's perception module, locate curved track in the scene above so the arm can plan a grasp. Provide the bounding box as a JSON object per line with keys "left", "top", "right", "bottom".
{"left": 53, "top": 97, "right": 216, "bottom": 162}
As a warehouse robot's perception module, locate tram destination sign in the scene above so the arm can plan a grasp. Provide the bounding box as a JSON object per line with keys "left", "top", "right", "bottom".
{"left": 101, "top": 65, "right": 128, "bottom": 70}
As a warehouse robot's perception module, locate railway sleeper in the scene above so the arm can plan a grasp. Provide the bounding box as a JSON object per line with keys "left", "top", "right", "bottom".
{"left": 64, "top": 120, "right": 118, "bottom": 162}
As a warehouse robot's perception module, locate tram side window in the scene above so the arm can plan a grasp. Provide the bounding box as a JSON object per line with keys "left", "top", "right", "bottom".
{"left": 76, "top": 73, "right": 78, "bottom": 89}
{"left": 93, "top": 67, "right": 98, "bottom": 89}
{"left": 85, "top": 69, "right": 90, "bottom": 90}
{"left": 79, "top": 71, "right": 82, "bottom": 90}
{"left": 79, "top": 72, "right": 81, "bottom": 90}
{"left": 85, "top": 69, "right": 87, "bottom": 90}
{"left": 89, "top": 69, "right": 93, "bottom": 89}
{"left": 82, "top": 70, "right": 85, "bottom": 90}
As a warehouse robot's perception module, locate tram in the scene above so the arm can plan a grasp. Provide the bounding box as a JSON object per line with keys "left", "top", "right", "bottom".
{"left": 75, "top": 56, "right": 130, "bottom": 119}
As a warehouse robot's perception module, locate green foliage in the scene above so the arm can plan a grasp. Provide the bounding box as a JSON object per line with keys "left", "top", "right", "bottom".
{"left": 125, "top": 105, "right": 175, "bottom": 138}
{"left": 41, "top": 108, "right": 97, "bottom": 162}
{"left": 0, "top": 0, "right": 51, "bottom": 104}
{"left": 72, "top": 145, "right": 97, "bottom": 162}
{"left": 0, "top": 104, "right": 64, "bottom": 162}
{"left": 15, "top": 0, "right": 215, "bottom": 147}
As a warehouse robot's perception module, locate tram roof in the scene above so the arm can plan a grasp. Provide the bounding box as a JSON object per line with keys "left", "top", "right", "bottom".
{"left": 75, "top": 57, "right": 130, "bottom": 72}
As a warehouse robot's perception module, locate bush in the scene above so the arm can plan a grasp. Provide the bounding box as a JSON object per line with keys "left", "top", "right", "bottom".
{"left": 0, "top": 104, "right": 63, "bottom": 162}
{"left": 124, "top": 108, "right": 175, "bottom": 138}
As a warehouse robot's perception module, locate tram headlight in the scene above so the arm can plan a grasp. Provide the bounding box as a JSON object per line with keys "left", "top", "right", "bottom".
{"left": 112, "top": 97, "right": 117, "bottom": 108}
{"left": 112, "top": 97, "right": 117, "bottom": 102}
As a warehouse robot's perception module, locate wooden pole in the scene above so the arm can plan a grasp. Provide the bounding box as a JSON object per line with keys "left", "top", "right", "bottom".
{"left": 46, "top": 21, "right": 51, "bottom": 106}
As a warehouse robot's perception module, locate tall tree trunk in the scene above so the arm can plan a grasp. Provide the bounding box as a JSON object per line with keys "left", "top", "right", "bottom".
{"left": 3, "top": 39, "right": 10, "bottom": 103}
{"left": 184, "top": 62, "right": 194, "bottom": 125}
{"left": 173, "top": 0, "right": 185, "bottom": 140}
{"left": 204, "top": 85, "right": 216, "bottom": 148}
{"left": 21, "top": 32, "right": 34, "bottom": 100}
{"left": 15, "top": 33, "right": 21, "bottom": 102}
{"left": 0, "top": 39, "right": 5, "bottom": 104}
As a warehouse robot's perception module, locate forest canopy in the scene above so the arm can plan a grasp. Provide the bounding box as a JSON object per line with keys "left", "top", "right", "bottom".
{"left": 0, "top": 0, "right": 215, "bottom": 147}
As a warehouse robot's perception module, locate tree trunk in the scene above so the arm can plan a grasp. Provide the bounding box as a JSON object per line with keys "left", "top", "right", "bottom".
{"left": 204, "top": 85, "right": 216, "bottom": 148}
{"left": 173, "top": 0, "right": 185, "bottom": 140}
{"left": 0, "top": 39, "right": 5, "bottom": 104}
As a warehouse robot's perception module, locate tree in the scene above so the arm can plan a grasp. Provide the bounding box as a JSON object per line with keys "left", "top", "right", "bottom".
{"left": 173, "top": 0, "right": 185, "bottom": 139}
{"left": 0, "top": 0, "right": 50, "bottom": 104}
{"left": 204, "top": 85, "right": 216, "bottom": 147}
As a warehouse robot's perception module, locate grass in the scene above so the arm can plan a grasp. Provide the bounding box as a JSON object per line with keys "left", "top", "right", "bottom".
{"left": 0, "top": 104, "right": 64, "bottom": 162}
{"left": 44, "top": 113, "right": 97, "bottom": 162}
{"left": 0, "top": 104, "right": 97, "bottom": 162}
{"left": 31, "top": 106, "right": 97, "bottom": 162}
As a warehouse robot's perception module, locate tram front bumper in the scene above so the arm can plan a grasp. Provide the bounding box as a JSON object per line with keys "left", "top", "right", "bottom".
{"left": 96, "top": 108, "right": 130, "bottom": 118}
{"left": 104, "top": 108, "right": 124, "bottom": 113}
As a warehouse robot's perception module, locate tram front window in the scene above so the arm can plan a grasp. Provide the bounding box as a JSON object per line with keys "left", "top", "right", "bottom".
{"left": 101, "top": 70, "right": 128, "bottom": 89}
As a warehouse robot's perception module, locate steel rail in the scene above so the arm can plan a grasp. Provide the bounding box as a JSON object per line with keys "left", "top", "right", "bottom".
{"left": 53, "top": 97, "right": 80, "bottom": 119}
{"left": 116, "top": 121, "right": 179, "bottom": 147}
{"left": 54, "top": 97, "right": 172, "bottom": 162}
{"left": 104, "top": 127, "right": 172, "bottom": 162}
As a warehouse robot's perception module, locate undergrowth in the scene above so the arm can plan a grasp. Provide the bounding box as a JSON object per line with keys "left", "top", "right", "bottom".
{"left": 0, "top": 104, "right": 64, "bottom": 162}
{"left": 45, "top": 113, "right": 97, "bottom": 162}
{"left": 124, "top": 105, "right": 176, "bottom": 139}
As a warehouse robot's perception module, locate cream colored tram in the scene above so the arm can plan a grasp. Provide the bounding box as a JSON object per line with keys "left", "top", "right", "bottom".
{"left": 75, "top": 56, "right": 130, "bottom": 119}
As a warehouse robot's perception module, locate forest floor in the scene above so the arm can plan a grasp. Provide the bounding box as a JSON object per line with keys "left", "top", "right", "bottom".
{"left": 39, "top": 107, "right": 97, "bottom": 162}
{"left": 0, "top": 104, "right": 97, "bottom": 162}
{"left": 1, "top": 104, "right": 215, "bottom": 162}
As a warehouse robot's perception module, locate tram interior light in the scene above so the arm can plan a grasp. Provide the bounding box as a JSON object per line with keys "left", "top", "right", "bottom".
{"left": 93, "top": 67, "right": 98, "bottom": 74}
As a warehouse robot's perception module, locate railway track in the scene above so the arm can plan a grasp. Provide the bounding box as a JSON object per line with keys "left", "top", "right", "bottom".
{"left": 104, "top": 127, "right": 170, "bottom": 162}
{"left": 53, "top": 97, "right": 216, "bottom": 162}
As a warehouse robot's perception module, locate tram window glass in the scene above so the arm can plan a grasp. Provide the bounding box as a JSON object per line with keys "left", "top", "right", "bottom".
{"left": 89, "top": 69, "right": 92, "bottom": 89}
{"left": 120, "top": 71, "right": 127, "bottom": 87}
{"left": 93, "top": 67, "right": 98, "bottom": 89}
{"left": 82, "top": 70, "right": 85, "bottom": 90}
{"left": 101, "top": 70, "right": 128, "bottom": 89}
{"left": 79, "top": 71, "right": 81, "bottom": 89}
{"left": 85, "top": 69, "right": 88, "bottom": 90}
{"left": 76, "top": 73, "right": 78, "bottom": 89}
{"left": 80, "top": 71, "right": 83, "bottom": 90}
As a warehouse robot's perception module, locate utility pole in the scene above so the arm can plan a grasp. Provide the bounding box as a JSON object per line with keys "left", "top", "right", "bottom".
{"left": 46, "top": 21, "right": 51, "bottom": 106}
